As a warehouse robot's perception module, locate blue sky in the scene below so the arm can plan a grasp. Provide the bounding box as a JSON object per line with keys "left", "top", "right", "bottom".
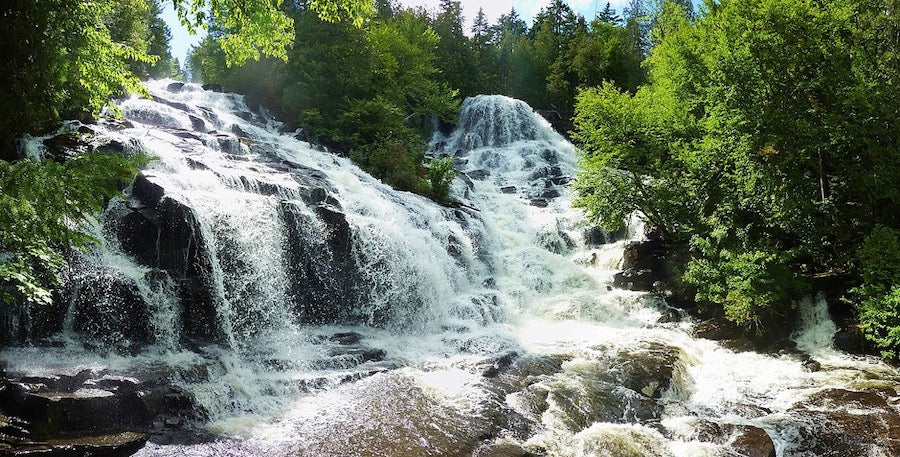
{"left": 163, "top": 0, "right": 634, "bottom": 65}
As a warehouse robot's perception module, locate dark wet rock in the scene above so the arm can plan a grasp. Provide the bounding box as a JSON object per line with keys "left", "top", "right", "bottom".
{"left": 612, "top": 269, "right": 656, "bottom": 291}
{"left": 481, "top": 352, "right": 519, "bottom": 378}
{"left": 787, "top": 388, "right": 900, "bottom": 456}
{"left": 529, "top": 199, "right": 548, "bottom": 208}
{"left": 42, "top": 133, "right": 89, "bottom": 162}
{"left": 538, "top": 188, "right": 560, "bottom": 199}
{"left": 0, "top": 379, "right": 150, "bottom": 440}
{"left": 279, "top": 201, "right": 361, "bottom": 325}
{"left": 185, "top": 158, "right": 209, "bottom": 171}
{"left": 528, "top": 166, "right": 563, "bottom": 182}
{"left": 201, "top": 83, "right": 223, "bottom": 92}
{"left": 622, "top": 240, "right": 665, "bottom": 272}
{"left": 231, "top": 124, "right": 250, "bottom": 138}
{"left": 693, "top": 318, "right": 743, "bottom": 341}
{"left": 213, "top": 134, "right": 243, "bottom": 155}
{"left": 131, "top": 174, "right": 165, "bottom": 206}
{"left": 151, "top": 95, "right": 190, "bottom": 113}
{"left": 188, "top": 114, "right": 207, "bottom": 132}
{"left": 93, "top": 139, "right": 131, "bottom": 157}
{"left": 802, "top": 359, "right": 822, "bottom": 372}
{"left": 535, "top": 109, "right": 573, "bottom": 139}
{"left": 615, "top": 343, "right": 683, "bottom": 400}
{"left": 468, "top": 170, "right": 490, "bottom": 180}
{"left": 62, "top": 267, "right": 152, "bottom": 347}
{"left": 501, "top": 186, "right": 517, "bottom": 194}
{"left": 657, "top": 307, "right": 682, "bottom": 324}
{"left": 112, "top": 176, "right": 220, "bottom": 342}
{"left": 168, "top": 129, "right": 203, "bottom": 141}
{"left": 306, "top": 186, "right": 329, "bottom": 204}
{"left": 167, "top": 82, "right": 186, "bottom": 92}
{"left": 0, "top": 365, "right": 205, "bottom": 449}
{"left": 330, "top": 332, "right": 363, "bottom": 345}
{"left": 547, "top": 176, "right": 570, "bottom": 185}
{"left": 0, "top": 431, "right": 149, "bottom": 456}
{"left": 732, "top": 426, "right": 776, "bottom": 457}
{"left": 582, "top": 225, "right": 627, "bottom": 246}
{"left": 833, "top": 326, "right": 871, "bottom": 355}
{"left": 98, "top": 119, "right": 135, "bottom": 131}
{"left": 536, "top": 230, "right": 575, "bottom": 255}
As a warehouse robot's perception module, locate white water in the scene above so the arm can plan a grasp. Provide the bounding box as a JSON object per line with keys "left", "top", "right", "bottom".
{"left": 2, "top": 84, "right": 898, "bottom": 457}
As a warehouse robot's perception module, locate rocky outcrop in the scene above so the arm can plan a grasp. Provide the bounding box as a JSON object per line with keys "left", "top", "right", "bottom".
{"left": 788, "top": 388, "right": 900, "bottom": 456}
{"left": 613, "top": 238, "right": 670, "bottom": 293}
{"left": 110, "top": 173, "right": 221, "bottom": 342}
{"left": 0, "top": 368, "right": 203, "bottom": 456}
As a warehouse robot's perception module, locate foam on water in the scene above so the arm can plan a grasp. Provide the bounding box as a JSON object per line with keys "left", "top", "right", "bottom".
{"left": 2, "top": 83, "right": 898, "bottom": 457}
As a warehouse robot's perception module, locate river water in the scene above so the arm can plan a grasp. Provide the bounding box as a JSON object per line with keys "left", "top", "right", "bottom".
{"left": 2, "top": 81, "right": 897, "bottom": 456}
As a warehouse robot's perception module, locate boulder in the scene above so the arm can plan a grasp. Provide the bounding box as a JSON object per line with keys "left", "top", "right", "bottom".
{"left": 731, "top": 426, "right": 776, "bottom": 457}
{"left": 622, "top": 239, "right": 665, "bottom": 272}
{"left": 788, "top": 388, "right": 900, "bottom": 456}
{"left": 280, "top": 201, "right": 360, "bottom": 324}
{"left": 151, "top": 95, "right": 190, "bottom": 113}
{"left": 113, "top": 176, "right": 220, "bottom": 342}
{"left": 802, "top": 359, "right": 822, "bottom": 372}
{"left": 188, "top": 115, "right": 207, "bottom": 132}
{"left": 201, "top": 83, "right": 223, "bottom": 92}
{"left": 42, "top": 133, "right": 88, "bottom": 162}
{"left": 832, "top": 326, "right": 871, "bottom": 355}
{"left": 166, "top": 82, "right": 186, "bottom": 92}
{"left": 612, "top": 269, "right": 656, "bottom": 291}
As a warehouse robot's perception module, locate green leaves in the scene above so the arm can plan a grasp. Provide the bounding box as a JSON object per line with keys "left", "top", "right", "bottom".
{"left": 572, "top": 0, "right": 900, "bottom": 350}
{"left": 425, "top": 157, "right": 457, "bottom": 204}
{"left": 173, "top": 0, "right": 373, "bottom": 66}
{"left": 0, "top": 151, "right": 149, "bottom": 305}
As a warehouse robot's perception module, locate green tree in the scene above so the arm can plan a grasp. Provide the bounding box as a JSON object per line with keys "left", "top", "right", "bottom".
{"left": 432, "top": 0, "right": 478, "bottom": 97}
{"left": 573, "top": 0, "right": 900, "bottom": 349}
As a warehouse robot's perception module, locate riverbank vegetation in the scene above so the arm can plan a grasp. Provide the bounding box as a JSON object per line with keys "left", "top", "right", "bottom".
{"left": 572, "top": 0, "right": 900, "bottom": 358}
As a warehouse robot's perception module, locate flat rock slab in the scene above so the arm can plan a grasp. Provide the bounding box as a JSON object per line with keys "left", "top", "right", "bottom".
{"left": 0, "top": 431, "right": 148, "bottom": 456}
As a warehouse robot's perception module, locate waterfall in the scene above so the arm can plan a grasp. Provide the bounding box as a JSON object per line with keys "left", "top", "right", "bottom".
{"left": 792, "top": 294, "right": 839, "bottom": 354}
{"left": 2, "top": 83, "right": 898, "bottom": 457}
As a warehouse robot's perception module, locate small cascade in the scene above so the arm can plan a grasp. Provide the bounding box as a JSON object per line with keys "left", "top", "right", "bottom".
{"left": 792, "top": 294, "right": 839, "bottom": 354}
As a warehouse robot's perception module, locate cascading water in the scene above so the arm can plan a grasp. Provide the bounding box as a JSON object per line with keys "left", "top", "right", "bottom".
{"left": 1, "top": 84, "right": 897, "bottom": 457}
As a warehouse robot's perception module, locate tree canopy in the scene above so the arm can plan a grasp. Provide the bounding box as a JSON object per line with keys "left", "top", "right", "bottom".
{"left": 572, "top": 0, "right": 900, "bottom": 357}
